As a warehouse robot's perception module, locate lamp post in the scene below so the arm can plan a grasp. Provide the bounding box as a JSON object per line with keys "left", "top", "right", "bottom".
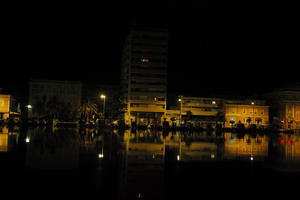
{"left": 251, "top": 101, "right": 255, "bottom": 125}
{"left": 178, "top": 98, "right": 183, "bottom": 126}
{"left": 100, "top": 94, "right": 106, "bottom": 118}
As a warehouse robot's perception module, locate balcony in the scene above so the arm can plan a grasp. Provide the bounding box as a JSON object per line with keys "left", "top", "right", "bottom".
{"left": 130, "top": 105, "right": 166, "bottom": 113}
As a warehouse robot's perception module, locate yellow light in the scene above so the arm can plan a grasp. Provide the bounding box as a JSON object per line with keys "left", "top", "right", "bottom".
{"left": 100, "top": 94, "right": 106, "bottom": 99}
{"left": 25, "top": 137, "right": 30, "bottom": 143}
{"left": 177, "top": 155, "right": 180, "bottom": 161}
{"left": 178, "top": 98, "right": 182, "bottom": 102}
{"left": 251, "top": 102, "right": 255, "bottom": 105}
{"left": 212, "top": 101, "right": 216, "bottom": 104}
{"left": 141, "top": 58, "right": 149, "bottom": 63}
{"left": 98, "top": 153, "right": 104, "bottom": 158}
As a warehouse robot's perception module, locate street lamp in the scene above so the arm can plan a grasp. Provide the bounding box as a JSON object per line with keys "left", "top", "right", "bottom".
{"left": 26, "top": 105, "right": 32, "bottom": 109}
{"left": 178, "top": 98, "right": 183, "bottom": 126}
{"left": 100, "top": 94, "right": 106, "bottom": 118}
{"left": 251, "top": 102, "right": 255, "bottom": 125}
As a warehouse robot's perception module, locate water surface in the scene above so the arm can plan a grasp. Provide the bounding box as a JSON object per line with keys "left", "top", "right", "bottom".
{"left": 1, "top": 126, "right": 300, "bottom": 199}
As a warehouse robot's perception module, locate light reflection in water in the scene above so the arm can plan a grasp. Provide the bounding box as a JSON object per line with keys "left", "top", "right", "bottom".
{"left": 2, "top": 127, "right": 300, "bottom": 199}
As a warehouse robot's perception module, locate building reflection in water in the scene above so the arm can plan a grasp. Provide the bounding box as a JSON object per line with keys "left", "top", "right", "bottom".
{"left": 277, "top": 133, "right": 300, "bottom": 162}
{"left": 179, "top": 132, "right": 219, "bottom": 161}
{"left": 25, "top": 127, "right": 81, "bottom": 170}
{"left": 3, "top": 126, "right": 300, "bottom": 199}
{"left": 120, "top": 129, "right": 165, "bottom": 200}
{"left": 223, "top": 132, "right": 269, "bottom": 161}
{"left": 0, "top": 126, "right": 20, "bottom": 152}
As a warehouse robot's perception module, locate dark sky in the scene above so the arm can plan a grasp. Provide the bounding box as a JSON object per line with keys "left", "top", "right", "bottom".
{"left": 1, "top": 1, "right": 299, "bottom": 98}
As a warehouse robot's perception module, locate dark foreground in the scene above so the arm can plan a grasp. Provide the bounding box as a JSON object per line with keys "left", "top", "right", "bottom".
{"left": 1, "top": 127, "right": 300, "bottom": 199}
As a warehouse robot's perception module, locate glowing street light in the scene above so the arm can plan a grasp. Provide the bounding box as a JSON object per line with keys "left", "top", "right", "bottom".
{"left": 25, "top": 137, "right": 30, "bottom": 143}
{"left": 98, "top": 153, "right": 104, "bottom": 159}
{"left": 26, "top": 105, "right": 32, "bottom": 109}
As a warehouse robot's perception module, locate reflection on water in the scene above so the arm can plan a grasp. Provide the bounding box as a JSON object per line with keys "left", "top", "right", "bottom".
{"left": 1, "top": 126, "right": 300, "bottom": 199}
{"left": 223, "top": 132, "right": 269, "bottom": 161}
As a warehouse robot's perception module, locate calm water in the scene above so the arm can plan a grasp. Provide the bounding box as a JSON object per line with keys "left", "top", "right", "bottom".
{"left": 1, "top": 126, "right": 300, "bottom": 199}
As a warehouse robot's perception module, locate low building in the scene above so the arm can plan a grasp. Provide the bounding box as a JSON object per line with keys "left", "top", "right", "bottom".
{"left": 28, "top": 79, "right": 82, "bottom": 120}
{"left": 165, "top": 97, "right": 223, "bottom": 128}
{"left": 224, "top": 99, "right": 269, "bottom": 128}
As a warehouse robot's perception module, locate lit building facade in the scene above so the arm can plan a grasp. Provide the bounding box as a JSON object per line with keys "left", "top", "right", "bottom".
{"left": 121, "top": 27, "right": 168, "bottom": 125}
{"left": 28, "top": 79, "right": 82, "bottom": 119}
{"left": 265, "top": 86, "right": 300, "bottom": 130}
{"left": 224, "top": 100, "right": 269, "bottom": 128}
{"left": 165, "top": 97, "right": 223, "bottom": 127}
{"left": 0, "top": 94, "right": 19, "bottom": 120}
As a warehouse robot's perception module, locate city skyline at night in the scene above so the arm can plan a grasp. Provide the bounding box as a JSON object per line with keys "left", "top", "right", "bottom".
{"left": 1, "top": 3, "right": 300, "bottom": 199}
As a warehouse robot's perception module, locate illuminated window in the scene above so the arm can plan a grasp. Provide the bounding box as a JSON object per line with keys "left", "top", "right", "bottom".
{"left": 140, "top": 58, "right": 150, "bottom": 63}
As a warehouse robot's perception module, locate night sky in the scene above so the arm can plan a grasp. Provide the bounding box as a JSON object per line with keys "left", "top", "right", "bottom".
{"left": 1, "top": 1, "right": 299, "bottom": 99}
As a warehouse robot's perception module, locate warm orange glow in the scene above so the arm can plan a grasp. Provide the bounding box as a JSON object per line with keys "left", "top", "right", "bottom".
{"left": 140, "top": 58, "right": 149, "bottom": 63}
{"left": 0, "top": 133, "right": 8, "bottom": 152}
{"left": 100, "top": 94, "right": 106, "bottom": 99}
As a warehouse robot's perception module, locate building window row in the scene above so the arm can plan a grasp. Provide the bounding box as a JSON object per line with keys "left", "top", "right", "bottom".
{"left": 132, "top": 50, "right": 168, "bottom": 56}
{"left": 131, "top": 88, "right": 166, "bottom": 93}
{"left": 131, "top": 65, "right": 167, "bottom": 70}
{"left": 131, "top": 73, "right": 166, "bottom": 79}
{"left": 132, "top": 57, "right": 167, "bottom": 63}
{"left": 132, "top": 42, "right": 168, "bottom": 48}
{"left": 130, "top": 96, "right": 165, "bottom": 101}
{"left": 130, "top": 103, "right": 165, "bottom": 108}
{"left": 131, "top": 80, "right": 166, "bottom": 86}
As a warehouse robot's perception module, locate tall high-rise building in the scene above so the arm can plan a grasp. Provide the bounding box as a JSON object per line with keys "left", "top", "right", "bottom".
{"left": 121, "top": 26, "right": 168, "bottom": 125}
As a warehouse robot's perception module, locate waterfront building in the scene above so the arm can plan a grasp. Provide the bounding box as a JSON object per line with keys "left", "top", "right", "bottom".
{"left": 0, "top": 94, "right": 20, "bottom": 121}
{"left": 165, "top": 97, "right": 223, "bottom": 128}
{"left": 121, "top": 26, "right": 168, "bottom": 126}
{"left": 28, "top": 79, "right": 82, "bottom": 119}
{"left": 264, "top": 84, "right": 300, "bottom": 130}
{"left": 224, "top": 99, "right": 269, "bottom": 128}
